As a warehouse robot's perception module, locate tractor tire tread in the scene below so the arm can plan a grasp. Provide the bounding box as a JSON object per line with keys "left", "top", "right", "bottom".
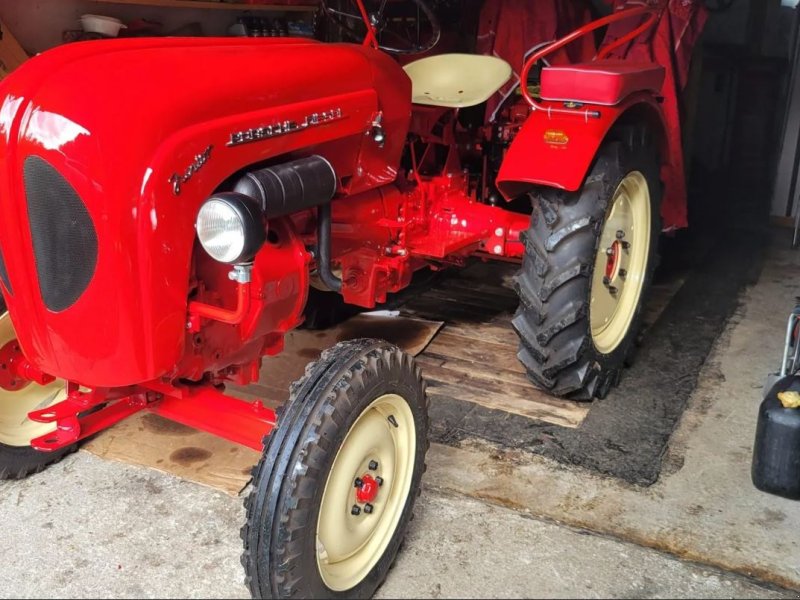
{"left": 241, "top": 339, "right": 428, "bottom": 599}
{"left": 512, "top": 134, "right": 661, "bottom": 401}
{"left": 0, "top": 443, "right": 78, "bottom": 481}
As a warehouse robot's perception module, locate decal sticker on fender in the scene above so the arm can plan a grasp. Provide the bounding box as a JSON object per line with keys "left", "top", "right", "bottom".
{"left": 169, "top": 145, "right": 213, "bottom": 195}
{"left": 543, "top": 130, "right": 569, "bottom": 146}
{"left": 226, "top": 108, "right": 344, "bottom": 147}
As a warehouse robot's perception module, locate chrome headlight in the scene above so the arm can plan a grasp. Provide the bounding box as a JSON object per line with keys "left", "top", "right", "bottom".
{"left": 195, "top": 193, "right": 266, "bottom": 264}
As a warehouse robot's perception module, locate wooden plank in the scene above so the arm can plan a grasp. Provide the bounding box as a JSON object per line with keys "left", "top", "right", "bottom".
{"left": 436, "top": 276, "right": 518, "bottom": 300}
{"left": 89, "top": 0, "right": 317, "bottom": 12}
{"left": 425, "top": 331, "right": 526, "bottom": 376}
{"left": 0, "top": 19, "right": 28, "bottom": 80}
{"left": 231, "top": 314, "right": 444, "bottom": 403}
{"left": 396, "top": 255, "right": 693, "bottom": 431}
{"left": 415, "top": 354, "right": 571, "bottom": 412}
{"left": 403, "top": 298, "right": 509, "bottom": 323}
{"left": 421, "top": 288, "right": 518, "bottom": 312}
{"left": 419, "top": 360, "right": 588, "bottom": 428}
{"left": 435, "top": 321, "right": 519, "bottom": 346}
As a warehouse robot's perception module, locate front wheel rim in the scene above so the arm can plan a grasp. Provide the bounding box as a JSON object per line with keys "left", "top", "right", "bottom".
{"left": 590, "top": 171, "right": 652, "bottom": 355}
{"left": 316, "top": 393, "right": 416, "bottom": 592}
{"left": 0, "top": 312, "right": 65, "bottom": 447}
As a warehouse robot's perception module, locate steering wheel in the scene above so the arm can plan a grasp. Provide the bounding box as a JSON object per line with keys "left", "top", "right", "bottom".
{"left": 322, "top": 0, "right": 441, "bottom": 55}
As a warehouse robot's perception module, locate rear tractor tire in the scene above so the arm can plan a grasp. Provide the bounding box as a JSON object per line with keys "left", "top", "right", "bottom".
{"left": 0, "top": 298, "right": 73, "bottom": 480}
{"left": 241, "top": 338, "right": 428, "bottom": 599}
{"left": 512, "top": 133, "right": 661, "bottom": 400}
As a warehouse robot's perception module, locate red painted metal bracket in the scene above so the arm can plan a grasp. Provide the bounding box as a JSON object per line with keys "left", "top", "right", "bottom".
{"left": 144, "top": 381, "right": 276, "bottom": 452}
{"left": 26, "top": 378, "right": 275, "bottom": 453}
{"left": 29, "top": 384, "right": 146, "bottom": 452}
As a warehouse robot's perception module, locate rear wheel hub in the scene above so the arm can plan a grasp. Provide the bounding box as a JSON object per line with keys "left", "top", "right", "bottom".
{"left": 590, "top": 171, "right": 651, "bottom": 355}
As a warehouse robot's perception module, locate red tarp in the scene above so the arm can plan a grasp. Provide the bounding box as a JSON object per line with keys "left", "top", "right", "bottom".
{"left": 478, "top": 0, "right": 707, "bottom": 229}
{"left": 603, "top": 0, "right": 708, "bottom": 229}
{"left": 476, "top": 0, "right": 596, "bottom": 119}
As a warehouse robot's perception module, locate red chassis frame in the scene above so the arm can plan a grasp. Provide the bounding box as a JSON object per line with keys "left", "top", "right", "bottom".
{"left": 0, "top": 2, "right": 669, "bottom": 454}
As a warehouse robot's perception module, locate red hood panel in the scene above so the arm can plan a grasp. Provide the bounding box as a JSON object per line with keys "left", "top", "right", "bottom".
{"left": 0, "top": 38, "right": 409, "bottom": 386}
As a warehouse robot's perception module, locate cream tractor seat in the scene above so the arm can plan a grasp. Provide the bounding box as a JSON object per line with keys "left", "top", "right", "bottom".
{"left": 403, "top": 53, "right": 513, "bottom": 109}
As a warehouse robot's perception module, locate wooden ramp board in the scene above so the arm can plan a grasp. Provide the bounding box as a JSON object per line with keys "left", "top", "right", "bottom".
{"left": 401, "top": 263, "right": 591, "bottom": 429}
{"left": 82, "top": 315, "right": 443, "bottom": 496}
{"left": 400, "top": 261, "right": 687, "bottom": 429}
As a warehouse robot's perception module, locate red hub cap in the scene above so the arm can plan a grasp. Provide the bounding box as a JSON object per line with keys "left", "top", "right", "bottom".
{"left": 605, "top": 240, "right": 621, "bottom": 280}
{"left": 356, "top": 474, "right": 380, "bottom": 504}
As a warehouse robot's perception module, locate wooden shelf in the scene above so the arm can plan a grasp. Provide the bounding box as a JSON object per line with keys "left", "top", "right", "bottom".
{"left": 89, "top": 0, "right": 318, "bottom": 12}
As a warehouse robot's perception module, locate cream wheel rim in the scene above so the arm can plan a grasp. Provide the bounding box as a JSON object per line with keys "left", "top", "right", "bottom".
{"left": 316, "top": 393, "right": 416, "bottom": 592}
{"left": 0, "top": 312, "right": 65, "bottom": 447}
{"left": 590, "top": 171, "right": 651, "bottom": 355}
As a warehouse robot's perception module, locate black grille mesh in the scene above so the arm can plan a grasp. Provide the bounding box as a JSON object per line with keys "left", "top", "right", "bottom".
{"left": 0, "top": 247, "right": 10, "bottom": 295}
{"left": 24, "top": 156, "right": 98, "bottom": 312}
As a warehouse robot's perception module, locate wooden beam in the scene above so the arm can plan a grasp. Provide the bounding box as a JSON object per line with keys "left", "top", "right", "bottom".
{"left": 0, "top": 19, "right": 29, "bottom": 80}
{"left": 89, "top": 0, "right": 317, "bottom": 12}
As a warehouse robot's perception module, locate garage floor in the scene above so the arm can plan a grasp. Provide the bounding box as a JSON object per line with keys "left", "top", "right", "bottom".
{"left": 1, "top": 228, "right": 800, "bottom": 599}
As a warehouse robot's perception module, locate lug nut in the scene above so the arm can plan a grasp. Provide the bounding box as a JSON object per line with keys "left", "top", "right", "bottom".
{"left": 368, "top": 460, "right": 379, "bottom": 471}
{"left": 621, "top": 241, "right": 631, "bottom": 250}
{"left": 616, "top": 230, "right": 625, "bottom": 240}
{"left": 354, "top": 478, "right": 363, "bottom": 488}
{"left": 364, "top": 503, "right": 374, "bottom": 514}
{"left": 376, "top": 476, "right": 384, "bottom": 487}
{"left": 608, "top": 286, "right": 618, "bottom": 295}
{"left": 606, "top": 247, "right": 615, "bottom": 256}
{"left": 619, "top": 269, "right": 627, "bottom": 279}
{"left": 603, "top": 276, "right": 611, "bottom": 286}
{"left": 351, "top": 505, "right": 361, "bottom": 516}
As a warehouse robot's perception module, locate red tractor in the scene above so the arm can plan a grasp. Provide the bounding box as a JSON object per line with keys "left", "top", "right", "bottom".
{"left": 0, "top": 0, "right": 704, "bottom": 597}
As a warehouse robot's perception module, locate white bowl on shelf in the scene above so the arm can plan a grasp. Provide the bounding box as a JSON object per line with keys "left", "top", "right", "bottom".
{"left": 80, "top": 14, "right": 127, "bottom": 38}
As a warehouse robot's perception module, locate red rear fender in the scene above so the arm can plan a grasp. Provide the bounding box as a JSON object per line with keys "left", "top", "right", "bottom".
{"left": 496, "top": 94, "right": 667, "bottom": 198}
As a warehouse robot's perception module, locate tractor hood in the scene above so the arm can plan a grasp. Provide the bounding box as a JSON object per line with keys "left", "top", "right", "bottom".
{"left": 0, "top": 38, "right": 411, "bottom": 386}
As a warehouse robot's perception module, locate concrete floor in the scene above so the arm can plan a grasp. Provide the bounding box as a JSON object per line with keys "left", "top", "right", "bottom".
{"left": 0, "top": 452, "right": 791, "bottom": 599}
{"left": 425, "top": 234, "right": 800, "bottom": 592}
{"left": 1, "top": 233, "right": 800, "bottom": 599}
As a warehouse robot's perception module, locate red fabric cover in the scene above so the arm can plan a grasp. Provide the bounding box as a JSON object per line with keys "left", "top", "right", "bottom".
{"left": 476, "top": 0, "right": 595, "bottom": 120}
{"left": 540, "top": 60, "right": 666, "bottom": 105}
{"left": 601, "top": 0, "right": 708, "bottom": 229}
{"left": 476, "top": 0, "right": 707, "bottom": 229}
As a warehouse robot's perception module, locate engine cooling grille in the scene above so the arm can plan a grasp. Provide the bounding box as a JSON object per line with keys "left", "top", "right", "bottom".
{"left": 24, "top": 156, "right": 98, "bottom": 312}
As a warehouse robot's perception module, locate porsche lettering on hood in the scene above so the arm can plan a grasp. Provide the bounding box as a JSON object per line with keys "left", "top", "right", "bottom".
{"left": 226, "top": 108, "right": 344, "bottom": 147}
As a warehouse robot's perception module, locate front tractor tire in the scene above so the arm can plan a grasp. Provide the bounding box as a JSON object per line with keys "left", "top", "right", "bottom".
{"left": 513, "top": 135, "right": 661, "bottom": 401}
{"left": 241, "top": 339, "right": 429, "bottom": 599}
{"left": 0, "top": 299, "right": 73, "bottom": 479}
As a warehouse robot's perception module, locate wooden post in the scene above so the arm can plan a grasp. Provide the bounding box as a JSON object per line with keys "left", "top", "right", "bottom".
{"left": 0, "top": 19, "right": 28, "bottom": 80}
